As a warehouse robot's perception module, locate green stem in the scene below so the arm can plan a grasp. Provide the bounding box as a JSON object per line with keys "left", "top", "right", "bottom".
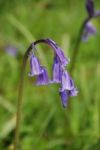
{"left": 70, "top": 17, "right": 90, "bottom": 75}
{"left": 14, "top": 44, "right": 32, "bottom": 150}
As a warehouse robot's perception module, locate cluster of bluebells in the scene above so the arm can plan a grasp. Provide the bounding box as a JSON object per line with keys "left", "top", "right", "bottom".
{"left": 28, "top": 38, "right": 78, "bottom": 107}
{"left": 82, "top": 0, "right": 100, "bottom": 41}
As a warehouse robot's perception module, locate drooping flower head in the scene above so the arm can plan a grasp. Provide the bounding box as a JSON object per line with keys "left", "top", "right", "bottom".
{"left": 28, "top": 38, "right": 78, "bottom": 107}
{"left": 82, "top": 0, "right": 100, "bottom": 41}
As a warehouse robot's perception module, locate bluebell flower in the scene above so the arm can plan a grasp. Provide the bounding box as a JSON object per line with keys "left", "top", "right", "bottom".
{"left": 59, "top": 70, "right": 78, "bottom": 107}
{"left": 51, "top": 55, "right": 62, "bottom": 83}
{"left": 45, "top": 39, "right": 69, "bottom": 66}
{"left": 82, "top": 22, "right": 96, "bottom": 41}
{"left": 29, "top": 38, "right": 78, "bottom": 107}
{"left": 29, "top": 54, "right": 43, "bottom": 76}
{"left": 82, "top": 0, "right": 100, "bottom": 41}
{"left": 60, "top": 70, "right": 74, "bottom": 91}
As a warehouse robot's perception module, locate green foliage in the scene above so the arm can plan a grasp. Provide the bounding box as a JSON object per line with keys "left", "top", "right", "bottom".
{"left": 0, "top": 0, "right": 100, "bottom": 150}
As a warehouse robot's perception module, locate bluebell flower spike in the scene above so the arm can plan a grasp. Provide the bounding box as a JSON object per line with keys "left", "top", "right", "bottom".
{"left": 14, "top": 38, "right": 78, "bottom": 150}
{"left": 28, "top": 38, "right": 77, "bottom": 107}
{"left": 82, "top": 0, "right": 100, "bottom": 41}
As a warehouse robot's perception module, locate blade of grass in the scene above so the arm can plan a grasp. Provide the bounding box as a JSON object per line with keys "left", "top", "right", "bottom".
{"left": 0, "top": 96, "right": 15, "bottom": 113}
{"left": 0, "top": 115, "right": 16, "bottom": 139}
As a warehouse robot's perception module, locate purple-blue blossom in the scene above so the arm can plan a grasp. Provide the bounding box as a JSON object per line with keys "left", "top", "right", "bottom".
{"left": 82, "top": 22, "right": 96, "bottom": 41}
{"left": 29, "top": 38, "right": 78, "bottom": 107}
{"left": 82, "top": 0, "right": 100, "bottom": 41}
{"left": 29, "top": 54, "right": 43, "bottom": 76}
{"left": 59, "top": 70, "right": 78, "bottom": 107}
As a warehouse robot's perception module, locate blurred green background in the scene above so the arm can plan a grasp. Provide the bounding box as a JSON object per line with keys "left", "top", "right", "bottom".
{"left": 0, "top": 0, "right": 100, "bottom": 150}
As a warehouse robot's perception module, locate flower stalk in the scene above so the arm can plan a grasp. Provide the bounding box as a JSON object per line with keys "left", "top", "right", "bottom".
{"left": 70, "top": 17, "right": 90, "bottom": 74}
{"left": 14, "top": 38, "right": 78, "bottom": 150}
{"left": 14, "top": 44, "right": 32, "bottom": 150}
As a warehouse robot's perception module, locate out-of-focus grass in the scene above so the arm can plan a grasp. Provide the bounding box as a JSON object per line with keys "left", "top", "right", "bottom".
{"left": 0, "top": 0, "right": 100, "bottom": 150}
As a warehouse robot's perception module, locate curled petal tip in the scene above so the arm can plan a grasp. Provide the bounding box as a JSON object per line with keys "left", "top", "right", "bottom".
{"left": 70, "top": 88, "right": 78, "bottom": 97}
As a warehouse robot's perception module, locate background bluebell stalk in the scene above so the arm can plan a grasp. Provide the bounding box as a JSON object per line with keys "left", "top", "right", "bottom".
{"left": 70, "top": 0, "right": 100, "bottom": 74}
{"left": 14, "top": 38, "right": 77, "bottom": 150}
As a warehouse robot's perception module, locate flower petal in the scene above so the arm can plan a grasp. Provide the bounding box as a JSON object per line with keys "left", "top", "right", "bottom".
{"left": 29, "top": 54, "right": 43, "bottom": 76}
{"left": 52, "top": 55, "right": 62, "bottom": 83}
{"left": 61, "top": 70, "right": 74, "bottom": 91}
{"left": 82, "top": 22, "right": 96, "bottom": 41}
{"left": 69, "top": 88, "right": 78, "bottom": 96}
{"left": 59, "top": 90, "right": 68, "bottom": 107}
{"left": 36, "top": 67, "right": 49, "bottom": 85}
{"left": 46, "top": 39, "right": 69, "bottom": 66}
